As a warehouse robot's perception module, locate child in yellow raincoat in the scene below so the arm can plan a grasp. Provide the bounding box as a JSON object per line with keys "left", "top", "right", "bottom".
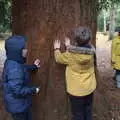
{"left": 54, "top": 27, "right": 96, "bottom": 120}
{"left": 111, "top": 32, "right": 120, "bottom": 88}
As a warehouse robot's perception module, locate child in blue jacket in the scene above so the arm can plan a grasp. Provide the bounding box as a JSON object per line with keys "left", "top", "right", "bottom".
{"left": 2, "top": 35, "right": 40, "bottom": 120}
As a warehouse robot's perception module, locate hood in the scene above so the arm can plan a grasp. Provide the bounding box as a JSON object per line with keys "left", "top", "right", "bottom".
{"left": 5, "top": 35, "right": 26, "bottom": 63}
{"left": 68, "top": 44, "right": 95, "bottom": 55}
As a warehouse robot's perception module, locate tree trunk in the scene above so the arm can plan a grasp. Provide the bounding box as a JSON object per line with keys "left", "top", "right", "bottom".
{"left": 12, "top": 0, "right": 97, "bottom": 120}
{"left": 109, "top": 5, "right": 116, "bottom": 40}
{"left": 104, "top": 12, "right": 107, "bottom": 33}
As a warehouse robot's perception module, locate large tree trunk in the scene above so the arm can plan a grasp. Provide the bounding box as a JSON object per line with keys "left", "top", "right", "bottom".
{"left": 12, "top": 0, "right": 97, "bottom": 120}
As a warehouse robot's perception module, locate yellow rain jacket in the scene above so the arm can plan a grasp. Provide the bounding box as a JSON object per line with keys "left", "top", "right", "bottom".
{"left": 111, "top": 36, "right": 120, "bottom": 70}
{"left": 54, "top": 49, "right": 96, "bottom": 96}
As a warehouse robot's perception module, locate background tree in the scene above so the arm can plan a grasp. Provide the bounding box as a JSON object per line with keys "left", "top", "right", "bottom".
{"left": 0, "top": 0, "right": 11, "bottom": 32}
{"left": 109, "top": 4, "right": 116, "bottom": 40}
{"left": 97, "top": 0, "right": 120, "bottom": 39}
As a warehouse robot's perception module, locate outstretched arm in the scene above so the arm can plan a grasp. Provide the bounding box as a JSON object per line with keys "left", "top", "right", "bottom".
{"left": 54, "top": 39, "right": 72, "bottom": 64}
{"left": 24, "top": 64, "right": 38, "bottom": 71}
{"left": 25, "top": 59, "right": 40, "bottom": 71}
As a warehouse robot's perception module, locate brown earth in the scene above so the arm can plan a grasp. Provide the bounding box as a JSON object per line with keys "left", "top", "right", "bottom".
{"left": 93, "top": 33, "right": 120, "bottom": 120}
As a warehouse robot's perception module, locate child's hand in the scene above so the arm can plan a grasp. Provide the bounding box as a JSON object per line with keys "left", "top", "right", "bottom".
{"left": 54, "top": 40, "right": 61, "bottom": 49}
{"left": 34, "top": 59, "right": 40, "bottom": 68}
{"left": 36, "top": 87, "right": 40, "bottom": 94}
{"left": 65, "top": 37, "right": 70, "bottom": 47}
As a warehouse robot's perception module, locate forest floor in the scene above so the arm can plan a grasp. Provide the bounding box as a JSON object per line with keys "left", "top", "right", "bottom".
{"left": 0, "top": 33, "right": 120, "bottom": 120}
{"left": 93, "top": 33, "right": 120, "bottom": 120}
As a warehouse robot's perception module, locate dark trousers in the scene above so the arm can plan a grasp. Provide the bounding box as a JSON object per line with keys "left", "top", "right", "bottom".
{"left": 11, "top": 109, "right": 32, "bottom": 120}
{"left": 115, "top": 70, "right": 120, "bottom": 88}
{"left": 69, "top": 93, "right": 93, "bottom": 120}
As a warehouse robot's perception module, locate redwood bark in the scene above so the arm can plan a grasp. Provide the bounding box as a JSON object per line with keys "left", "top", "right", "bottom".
{"left": 11, "top": 0, "right": 97, "bottom": 120}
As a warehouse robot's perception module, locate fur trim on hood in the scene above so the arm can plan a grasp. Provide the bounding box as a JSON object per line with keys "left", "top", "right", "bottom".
{"left": 68, "top": 45, "right": 96, "bottom": 55}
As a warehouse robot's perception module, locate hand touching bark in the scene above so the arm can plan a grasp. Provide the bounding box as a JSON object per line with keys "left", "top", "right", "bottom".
{"left": 34, "top": 59, "right": 40, "bottom": 68}
{"left": 54, "top": 40, "right": 61, "bottom": 49}
{"left": 65, "top": 37, "right": 71, "bottom": 47}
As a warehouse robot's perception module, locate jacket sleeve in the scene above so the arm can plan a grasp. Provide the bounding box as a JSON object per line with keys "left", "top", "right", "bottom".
{"left": 111, "top": 39, "right": 116, "bottom": 63}
{"left": 7, "top": 68, "right": 36, "bottom": 97}
{"left": 54, "top": 50, "right": 72, "bottom": 64}
{"left": 24, "top": 64, "right": 38, "bottom": 71}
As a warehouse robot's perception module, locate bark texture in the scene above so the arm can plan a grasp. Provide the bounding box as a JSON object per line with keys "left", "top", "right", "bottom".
{"left": 11, "top": 0, "right": 97, "bottom": 120}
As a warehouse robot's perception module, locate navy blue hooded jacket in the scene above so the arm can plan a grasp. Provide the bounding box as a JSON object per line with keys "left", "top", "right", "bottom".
{"left": 2, "top": 35, "right": 38, "bottom": 113}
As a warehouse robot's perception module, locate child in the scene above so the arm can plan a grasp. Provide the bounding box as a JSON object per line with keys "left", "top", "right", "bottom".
{"left": 111, "top": 31, "right": 120, "bottom": 88}
{"left": 2, "top": 35, "right": 40, "bottom": 120}
{"left": 54, "top": 27, "right": 96, "bottom": 120}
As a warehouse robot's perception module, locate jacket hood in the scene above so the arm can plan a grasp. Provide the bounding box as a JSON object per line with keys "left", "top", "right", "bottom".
{"left": 5, "top": 35, "right": 26, "bottom": 63}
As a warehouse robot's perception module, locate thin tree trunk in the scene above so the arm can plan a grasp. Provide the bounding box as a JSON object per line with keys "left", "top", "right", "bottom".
{"left": 104, "top": 12, "right": 107, "bottom": 33}
{"left": 109, "top": 5, "right": 116, "bottom": 40}
{"left": 12, "top": 0, "right": 97, "bottom": 120}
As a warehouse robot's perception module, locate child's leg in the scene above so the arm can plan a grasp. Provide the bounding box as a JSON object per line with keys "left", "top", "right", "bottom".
{"left": 11, "top": 112, "right": 27, "bottom": 120}
{"left": 26, "top": 109, "right": 32, "bottom": 120}
{"left": 84, "top": 93, "right": 93, "bottom": 120}
{"left": 69, "top": 94, "right": 85, "bottom": 120}
{"left": 115, "top": 70, "right": 120, "bottom": 88}
{"left": 11, "top": 108, "right": 32, "bottom": 120}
